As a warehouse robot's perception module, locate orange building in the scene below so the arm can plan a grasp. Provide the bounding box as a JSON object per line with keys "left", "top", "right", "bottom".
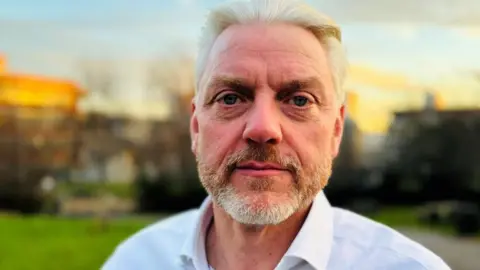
{"left": 345, "top": 91, "right": 359, "bottom": 119}
{"left": 0, "top": 55, "right": 5, "bottom": 73}
{"left": 434, "top": 92, "right": 446, "bottom": 110}
{"left": 0, "top": 55, "right": 85, "bottom": 171}
{"left": 0, "top": 56, "right": 84, "bottom": 112}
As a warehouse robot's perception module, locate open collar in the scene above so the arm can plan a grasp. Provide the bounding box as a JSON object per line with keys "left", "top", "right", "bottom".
{"left": 180, "top": 191, "right": 333, "bottom": 270}
{"left": 283, "top": 191, "right": 334, "bottom": 270}
{"left": 180, "top": 197, "right": 213, "bottom": 269}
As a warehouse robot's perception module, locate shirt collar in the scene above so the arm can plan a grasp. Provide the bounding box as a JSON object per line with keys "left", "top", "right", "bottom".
{"left": 180, "top": 191, "right": 333, "bottom": 270}
{"left": 283, "top": 191, "right": 334, "bottom": 270}
{"left": 180, "top": 197, "right": 213, "bottom": 268}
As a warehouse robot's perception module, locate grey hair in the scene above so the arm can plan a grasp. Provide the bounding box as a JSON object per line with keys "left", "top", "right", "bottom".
{"left": 194, "top": 0, "right": 348, "bottom": 105}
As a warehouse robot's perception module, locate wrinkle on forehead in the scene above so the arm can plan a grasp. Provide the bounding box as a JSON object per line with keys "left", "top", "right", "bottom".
{"left": 215, "top": 23, "right": 323, "bottom": 54}
{"left": 197, "top": 22, "right": 335, "bottom": 105}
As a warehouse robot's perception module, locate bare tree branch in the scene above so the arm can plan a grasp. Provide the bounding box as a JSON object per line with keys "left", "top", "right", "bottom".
{"left": 145, "top": 53, "right": 195, "bottom": 119}
{"left": 473, "top": 71, "right": 480, "bottom": 83}
{"left": 147, "top": 56, "right": 194, "bottom": 91}
{"left": 76, "top": 59, "right": 117, "bottom": 99}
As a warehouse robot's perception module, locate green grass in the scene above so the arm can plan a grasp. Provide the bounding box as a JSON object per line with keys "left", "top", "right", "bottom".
{"left": 366, "top": 207, "right": 459, "bottom": 236}
{"left": 0, "top": 214, "right": 156, "bottom": 270}
{"left": 1, "top": 207, "right": 477, "bottom": 269}
{"left": 55, "top": 181, "right": 135, "bottom": 199}
{"left": 367, "top": 207, "right": 423, "bottom": 226}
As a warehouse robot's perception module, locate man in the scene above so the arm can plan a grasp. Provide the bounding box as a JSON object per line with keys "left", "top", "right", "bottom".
{"left": 103, "top": 0, "right": 451, "bottom": 269}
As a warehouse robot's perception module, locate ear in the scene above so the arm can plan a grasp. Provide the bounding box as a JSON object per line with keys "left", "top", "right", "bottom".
{"left": 331, "top": 104, "right": 346, "bottom": 158}
{"left": 190, "top": 98, "right": 199, "bottom": 156}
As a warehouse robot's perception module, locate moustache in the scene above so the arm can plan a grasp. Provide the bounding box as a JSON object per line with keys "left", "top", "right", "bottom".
{"left": 225, "top": 144, "right": 300, "bottom": 177}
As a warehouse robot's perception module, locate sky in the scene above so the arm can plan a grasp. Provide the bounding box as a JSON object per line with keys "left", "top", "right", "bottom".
{"left": 0, "top": 0, "right": 479, "bottom": 133}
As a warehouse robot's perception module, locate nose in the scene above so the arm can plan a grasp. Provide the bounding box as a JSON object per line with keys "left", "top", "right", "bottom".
{"left": 242, "top": 96, "right": 282, "bottom": 145}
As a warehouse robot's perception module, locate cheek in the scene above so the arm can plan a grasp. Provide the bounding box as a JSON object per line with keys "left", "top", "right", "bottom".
{"left": 197, "top": 116, "right": 237, "bottom": 165}
{"left": 308, "top": 129, "right": 332, "bottom": 159}
{"left": 290, "top": 121, "right": 334, "bottom": 165}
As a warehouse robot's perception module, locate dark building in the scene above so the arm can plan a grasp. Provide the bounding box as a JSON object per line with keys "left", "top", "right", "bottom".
{"left": 382, "top": 108, "right": 480, "bottom": 203}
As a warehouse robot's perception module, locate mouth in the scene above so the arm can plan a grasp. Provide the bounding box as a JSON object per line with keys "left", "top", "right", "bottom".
{"left": 234, "top": 161, "right": 288, "bottom": 177}
{"left": 236, "top": 161, "right": 286, "bottom": 170}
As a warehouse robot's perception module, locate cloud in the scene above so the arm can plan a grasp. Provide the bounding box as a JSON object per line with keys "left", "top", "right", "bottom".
{"left": 346, "top": 64, "right": 419, "bottom": 91}
{"left": 0, "top": 6, "right": 202, "bottom": 59}
{"left": 386, "top": 24, "right": 420, "bottom": 41}
{"left": 2, "top": 0, "right": 478, "bottom": 91}
{"left": 177, "top": 0, "right": 197, "bottom": 7}
{"left": 450, "top": 26, "right": 480, "bottom": 38}
{"left": 313, "top": 0, "right": 480, "bottom": 26}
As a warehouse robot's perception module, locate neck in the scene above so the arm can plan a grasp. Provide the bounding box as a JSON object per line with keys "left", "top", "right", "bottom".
{"left": 206, "top": 203, "right": 311, "bottom": 270}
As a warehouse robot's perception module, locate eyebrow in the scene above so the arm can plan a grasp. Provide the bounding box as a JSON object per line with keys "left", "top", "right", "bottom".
{"left": 207, "top": 76, "right": 253, "bottom": 91}
{"left": 203, "top": 76, "right": 255, "bottom": 104}
{"left": 203, "top": 75, "right": 326, "bottom": 104}
{"left": 279, "top": 77, "right": 325, "bottom": 92}
{"left": 208, "top": 76, "right": 324, "bottom": 91}
{"left": 277, "top": 77, "right": 326, "bottom": 99}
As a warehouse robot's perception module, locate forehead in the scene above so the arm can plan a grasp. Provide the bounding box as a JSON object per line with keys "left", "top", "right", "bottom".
{"left": 200, "top": 23, "right": 333, "bottom": 90}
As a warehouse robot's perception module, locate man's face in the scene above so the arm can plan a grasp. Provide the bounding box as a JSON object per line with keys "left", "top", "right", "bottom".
{"left": 191, "top": 23, "right": 345, "bottom": 225}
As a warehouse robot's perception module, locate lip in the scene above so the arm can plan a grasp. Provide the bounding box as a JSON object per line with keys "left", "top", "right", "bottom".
{"left": 236, "top": 161, "right": 285, "bottom": 170}
{"left": 235, "top": 161, "right": 287, "bottom": 177}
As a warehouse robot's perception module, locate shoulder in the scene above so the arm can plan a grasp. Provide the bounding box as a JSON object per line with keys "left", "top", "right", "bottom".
{"left": 330, "top": 207, "right": 451, "bottom": 270}
{"left": 101, "top": 209, "right": 199, "bottom": 270}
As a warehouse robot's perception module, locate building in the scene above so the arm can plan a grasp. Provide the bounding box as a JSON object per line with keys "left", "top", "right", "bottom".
{"left": 381, "top": 106, "right": 480, "bottom": 203}
{"left": 72, "top": 90, "right": 195, "bottom": 183}
{"left": 385, "top": 108, "right": 480, "bottom": 165}
{"left": 0, "top": 55, "right": 85, "bottom": 180}
{"left": 0, "top": 54, "right": 85, "bottom": 212}
{"left": 0, "top": 55, "right": 5, "bottom": 73}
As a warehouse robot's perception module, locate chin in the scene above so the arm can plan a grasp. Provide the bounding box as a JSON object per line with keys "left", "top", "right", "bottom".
{"left": 215, "top": 187, "right": 300, "bottom": 225}
{"left": 241, "top": 190, "right": 289, "bottom": 207}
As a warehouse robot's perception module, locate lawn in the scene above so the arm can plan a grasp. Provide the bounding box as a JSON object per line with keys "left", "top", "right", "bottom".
{"left": 0, "top": 214, "right": 157, "bottom": 270}
{"left": 1, "top": 207, "right": 476, "bottom": 270}
{"left": 366, "top": 207, "right": 455, "bottom": 235}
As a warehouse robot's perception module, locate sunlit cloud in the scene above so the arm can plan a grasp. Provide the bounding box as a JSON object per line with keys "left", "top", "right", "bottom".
{"left": 450, "top": 26, "right": 480, "bottom": 38}
{"left": 0, "top": 0, "right": 479, "bottom": 132}
{"left": 313, "top": 0, "right": 480, "bottom": 25}
{"left": 347, "top": 64, "right": 418, "bottom": 91}
{"left": 177, "top": 0, "right": 197, "bottom": 7}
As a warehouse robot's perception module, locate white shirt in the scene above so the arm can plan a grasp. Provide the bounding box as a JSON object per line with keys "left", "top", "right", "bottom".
{"left": 102, "top": 192, "right": 451, "bottom": 270}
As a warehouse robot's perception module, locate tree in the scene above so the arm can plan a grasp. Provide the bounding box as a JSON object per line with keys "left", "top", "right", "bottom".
{"left": 134, "top": 53, "right": 200, "bottom": 212}
{"left": 76, "top": 59, "right": 117, "bottom": 99}
{"left": 473, "top": 71, "right": 480, "bottom": 83}
{"left": 144, "top": 53, "right": 196, "bottom": 173}
{"left": 383, "top": 110, "right": 480, "bottom": 204}
{"left": 145, "top": 54, "right": 195, "bottom": 120}
{"left": 75, "top": 59, "right": 120, "bottom": 183}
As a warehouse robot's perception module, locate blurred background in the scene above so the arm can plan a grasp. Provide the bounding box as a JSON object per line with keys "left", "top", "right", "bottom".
{"left": 0, "top": 0, "right": 479, "bottom": 269}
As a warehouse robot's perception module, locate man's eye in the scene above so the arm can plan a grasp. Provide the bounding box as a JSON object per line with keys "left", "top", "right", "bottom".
{"left": 218, "top": 94, "right": 240, "bottom": 105}
{"left": 289, "top": 96, "right": 309, "bottom": 107}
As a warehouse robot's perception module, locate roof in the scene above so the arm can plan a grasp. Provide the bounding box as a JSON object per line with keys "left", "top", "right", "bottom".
{"left": 0, "top": 55, "right": 5, "bottom": 73}
{"left": 0, "top": 73, "right": 85, "bottom": 96}
{"left": 394, "top": 108, "right": 480, "bottom": 117}
{"left": 78, "top": 99, "right": 171, "bottom": 120}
